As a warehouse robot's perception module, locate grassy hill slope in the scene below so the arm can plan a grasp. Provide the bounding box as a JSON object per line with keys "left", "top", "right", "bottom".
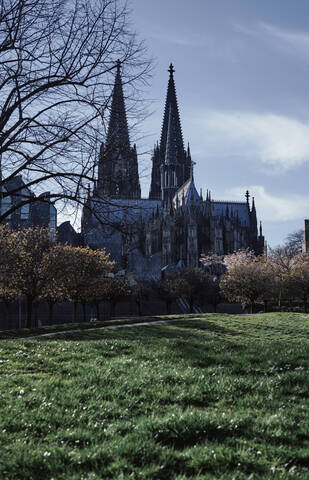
{"left": 0, "top": 313, "right": 308, "bottom": 479}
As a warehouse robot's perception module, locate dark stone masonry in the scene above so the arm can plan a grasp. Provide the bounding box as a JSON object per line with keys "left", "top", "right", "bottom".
{"left": 81, "top": 63, "right": 264, "bottom": 279}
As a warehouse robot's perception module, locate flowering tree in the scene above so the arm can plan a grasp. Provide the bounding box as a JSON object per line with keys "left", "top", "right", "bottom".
{"left": 221, "top": 250, "right": 273, "bottom": 313}
{"left": 0, "top": 226, "right": 52, "bottom": 327}
{"left": 289, "top": 253, "right": 309, "bottom": 312}
{"left": 0, "top": 226, "right": 20, "bottom": 325}
{"left": 42, "top": 245, "right": 114, "bottom": 322}
{"left": 267, "top": 248, "right": 296, "bottom": 308}
{"left": 39, "top": 245, "right": 73, "bottom": 323}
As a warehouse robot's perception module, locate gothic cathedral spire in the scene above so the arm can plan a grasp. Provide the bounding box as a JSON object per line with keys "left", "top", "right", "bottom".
{"left": 161, "top": 105, "right": 178, "bottom": 204}
{"left": 160, "top": 64, "right": 184, "bottom": 158}
{"left": 97, "top": 60, "right": 141, "bottom": 199}
{"left": 149, "top": 64, "right": 192, "bottom": 200}
{"left": 106, "top": 60, "right": 130, "bottom": 150}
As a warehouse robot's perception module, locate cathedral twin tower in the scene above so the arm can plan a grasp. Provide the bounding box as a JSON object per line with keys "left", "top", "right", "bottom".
{"left": 97, "top": 60, "right": 141, "bottom": 200}
{"left": 83, "top": 61, "right": 264, "bottom": 275}
{"left": 97, "top": 61, "right": 193, "bottom": 205}
{"left": 149, "top": 64, "right": 192, "bottom": 204}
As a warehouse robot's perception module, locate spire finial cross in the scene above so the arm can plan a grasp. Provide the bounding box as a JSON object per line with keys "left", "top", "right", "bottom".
{"left": 116, "top": 59, "right": 121, "bottom": 73}
{"left": 245, "top": 190, "right": 250, "bottom": 203}
{"left": 168, "top": 63, "right": 175, "bottom": 75}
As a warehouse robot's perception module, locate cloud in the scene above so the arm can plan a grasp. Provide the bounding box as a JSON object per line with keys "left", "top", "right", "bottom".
{"left": 198, "top": 111, "right": 309, "bottom": 171}
{"left": 224, "top": 185, "right": 309, "bottom": 222}
{"left": 260, "top": 23, "right": 309, "bottom": 54}
{"left": 147, "top": 31, "right": 244, "bottom": 61}
{"left": 148, "top": 31, "right": 208, "bottom": 48}
{"left": 235, "top": 21, "right": 309, "bottom": 59}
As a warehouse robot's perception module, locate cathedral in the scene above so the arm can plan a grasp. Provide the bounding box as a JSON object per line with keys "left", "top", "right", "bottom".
{"left": 81, "top": 62, "right": 264, "bottom": 279}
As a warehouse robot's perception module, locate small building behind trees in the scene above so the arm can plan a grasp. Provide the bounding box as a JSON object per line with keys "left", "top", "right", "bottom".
{"left": 303, "top": 220, "right": 309, "bottom": 253}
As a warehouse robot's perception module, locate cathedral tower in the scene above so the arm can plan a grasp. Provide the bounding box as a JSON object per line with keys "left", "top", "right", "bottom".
{"left": 161, "top": 105, "right": 179, "bottom": 204}
{"left": 149, "top": 64, "right": 191, "bottom": 201}
{"left": 97, "top": 60, "right": 141, "bottom": 199}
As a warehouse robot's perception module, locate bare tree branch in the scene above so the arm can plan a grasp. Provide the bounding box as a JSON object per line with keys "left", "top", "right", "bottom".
{"left": 0, "top": 0, "right": 151, "bottom": 221}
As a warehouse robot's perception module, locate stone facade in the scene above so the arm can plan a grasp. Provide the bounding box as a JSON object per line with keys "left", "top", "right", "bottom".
{"left": 0, "top": 174, "right": 57, "bottom": 234}
{"left": 302, "top": 219, "right": 309, "bottom": 253}
{"left": 82, "top": 63, "right": 265, "bottom": 279}
{"left": 0, "top": 169, "right": 81, "bottom": 245}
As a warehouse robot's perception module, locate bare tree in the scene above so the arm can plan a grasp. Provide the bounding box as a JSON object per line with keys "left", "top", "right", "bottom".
{"left": 270, "top": 229, "right": 304, "bottom": 261}
{"left": 0, "top": 0, "right": 150, "bottom": 221}
{"left": 268, "top": 229, "right": 304, "bottom": 307}
{"left": 285, "top": 229, "right": 304, "bottom": 256}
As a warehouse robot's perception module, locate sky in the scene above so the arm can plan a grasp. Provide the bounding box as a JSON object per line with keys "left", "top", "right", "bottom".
{"left": 129, "top": 0, "right": 309, "bottom": 247}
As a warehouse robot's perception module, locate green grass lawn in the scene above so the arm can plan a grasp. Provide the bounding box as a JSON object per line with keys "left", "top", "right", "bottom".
{"left": 0, "top": 313, "right": 308, "bottom": 480}
{"left": 0, "top": 314, "right": 185, "bottom": 340}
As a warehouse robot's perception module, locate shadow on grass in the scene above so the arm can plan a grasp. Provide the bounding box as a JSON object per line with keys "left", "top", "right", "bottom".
{"left": 37, "top": 319, "right": 247, "bottom": 369}
{"left": 37, "top": 319, "right": 237, "bottom": 344}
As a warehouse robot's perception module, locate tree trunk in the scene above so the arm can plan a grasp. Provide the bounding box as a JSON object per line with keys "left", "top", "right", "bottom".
{"left": 48, "top": 302, "right": 54, "bottom": 324}
{"left": 26, "top": 295, "right": 33, "bottom": 328}
{"left": 73, "top": 302, "right": 78, "bottom": 323}
{"left": 136, "top": 299, "right": 142, "bottom": 316}
{"left": 34, "top": 302, "right": 38, "bottom": 328}
{"left": 110, "top": 301, "right": 115, "bottom": 319}
{"left": 95, "top": 302, "right": 100, "bottom": 321}
{"left": 304, "top": 295, "right": 307, "bottom": 313}
{"left": 250, "top": 302, "right": 253, "bottom": 314}
{"left": 264, "top": 300, "right": 268, "bottom": 313}
{"left": 4, "top": 302, "right": 12, "bottom": 328}
{"left": 82, "top": 302, "right": 86, "bottom": 322}
{"left": 189, "top": 298, "right": 194, "bottom": 313}
{"left": 166, "top": 300, "right": 171, "bottom": 315}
